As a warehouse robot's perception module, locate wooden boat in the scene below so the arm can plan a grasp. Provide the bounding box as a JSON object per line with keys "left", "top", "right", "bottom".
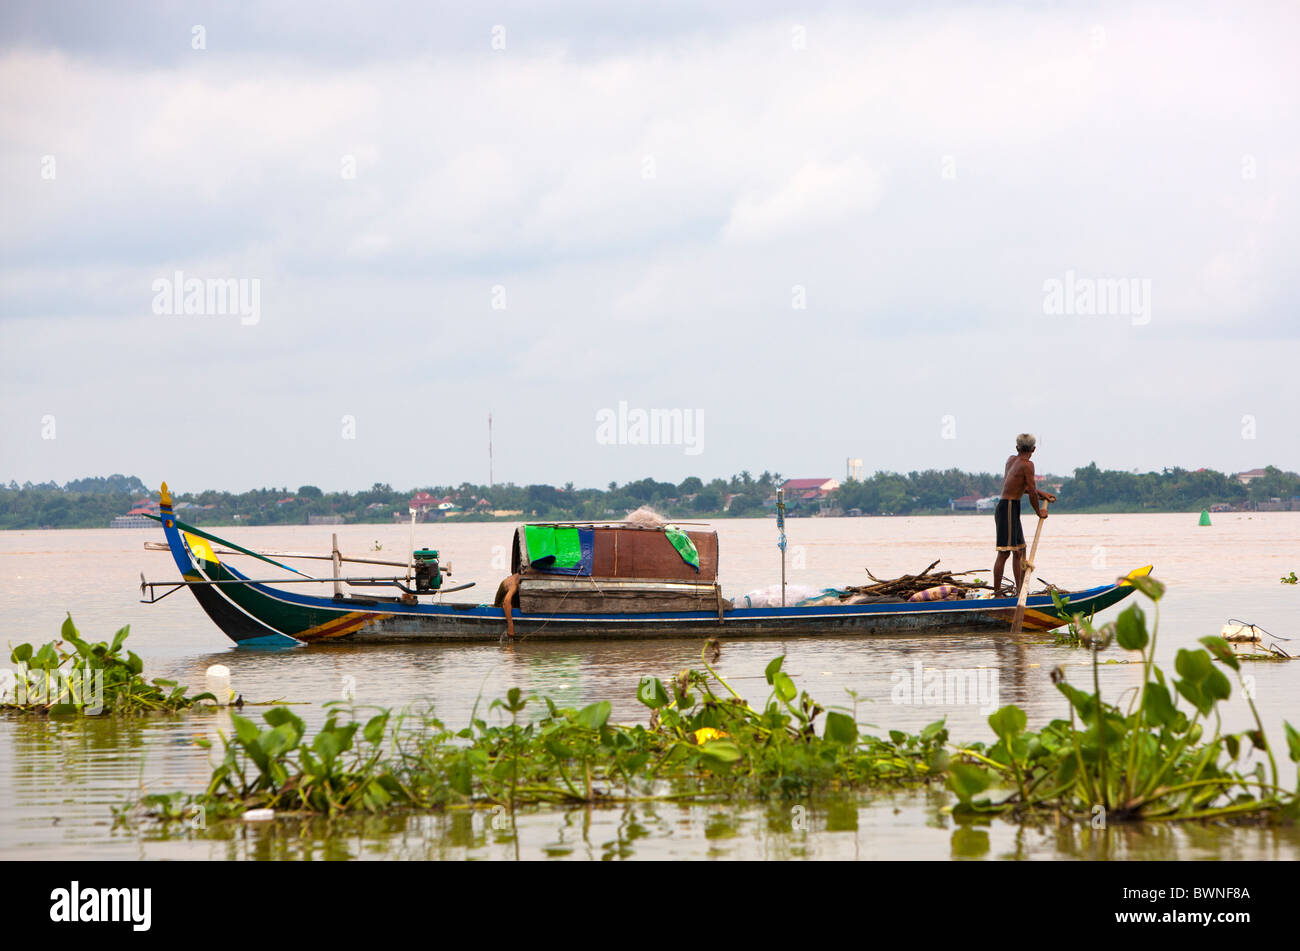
{"left": 142, "top": 483, "right": 1150, "bottom": 647}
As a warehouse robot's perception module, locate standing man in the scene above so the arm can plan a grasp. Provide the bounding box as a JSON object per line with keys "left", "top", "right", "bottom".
{"left": 993, "top": 434, "right": 1057, "bottom": 596}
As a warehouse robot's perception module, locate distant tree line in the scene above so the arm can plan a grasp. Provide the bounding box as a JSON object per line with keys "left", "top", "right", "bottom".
{"left": 832, "top": 464, "right": 1298, "bottom": 515}
{"left": 0, "top": 465, "right": 1295, "bottom": 529}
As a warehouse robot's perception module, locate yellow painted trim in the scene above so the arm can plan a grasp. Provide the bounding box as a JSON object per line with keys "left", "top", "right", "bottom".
{"left": 1119, "top": 565, "right": 1154, "bottom": 586}
{"left": 183, "top": 532, "right": 218, "bottom": 565}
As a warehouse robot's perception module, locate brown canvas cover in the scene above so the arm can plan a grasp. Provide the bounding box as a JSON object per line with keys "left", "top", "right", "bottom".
{"left": 513, "top": 525, "right": 718, "bottom": 582}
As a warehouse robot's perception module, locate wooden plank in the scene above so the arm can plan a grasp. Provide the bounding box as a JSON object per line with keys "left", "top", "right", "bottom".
{"left": 517, "top": 577, "right": 719, "bottom": 615}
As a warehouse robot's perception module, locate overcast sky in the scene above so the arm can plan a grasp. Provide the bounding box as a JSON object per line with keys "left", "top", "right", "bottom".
{"left": 2, "top": 1, "right": 1296, "bottom": 493}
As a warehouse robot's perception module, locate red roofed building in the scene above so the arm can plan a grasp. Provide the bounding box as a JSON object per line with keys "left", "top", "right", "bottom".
{"left": 780, "top": 478, "right": 840, "bottom": 515}
{"left": 782, "top": 478, "right": 839, "bottom": 497}
{"left": 409, "top": 492, "right": 438, "bottom": 514}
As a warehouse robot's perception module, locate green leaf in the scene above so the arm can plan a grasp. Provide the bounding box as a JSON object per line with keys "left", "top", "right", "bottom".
{"left": 1198, "top": 635, "right": 1240, "bottom": 672}
{"left": 764, "top": 655, "right": 785, "bottom": 685}
{"left": 232, "top": 715, "right": 260, "bottom": 746}
{"left": 263, "top": 706, "right": 305, "bottom": 740}
{"left": 636, "top": 676, "right": 670, "bottom": 709}
{"left": 921, "top": 719, "right": 947, "bottom": 742}
{"left": 312, "top": 729, "right": 346, "bottom": 763}
{"left": 772, "top": 671, "right": 796, "bottom": 703}
{"left": 696, "top": 740, "right": 742, "bottom": 763}
{"left": 1284, "top": 722, "right": 1300, "bottom": 763}
{"left": 363, "top": 712, "right": 390, "bottom": 745}
{"left": 544, "top": 738, "right": 573, "bottom": 760}
{"left": 947, "top": 763, "right": 992, "bottom": 804}
{"left": 448, "top": 756, "right": 473, "bottom": 796}
{"left": 1142, "top": 683, "right": 1177, "bottom": 727}
{"left": 1126, "top": 574, "right": 1165, "bottom": 601}
{"left": 824, "top": 711, "right": 858, "bottom": 745}
{"left": 988, "top": 705, "right": 1027, "bottom": 743}
{"left": 1174, "top": 648, "right": 1212, "bottom": 684}
{"left": 109, "top": 625, "right": 130, "bottom": 654}
{"left": 32, "top": 643, "right": 58, "bottom": 670}
{"left": 60, "top": 614, "right": 78, "bottom": 643}
{"left": 1174, "top": 678, "right": 1211, "bottom": 717}
{"left": 1203, "top": 666, "right": 1231, "bottom": 702}
{"left": 576, "top": 700, "right": 611, "bottom": 731}
{"left": 10, "top": 643, "right": 32, "bottom": 664}
{"left": 1056, "top": 682, "right": 1096, "bottom": 720}
{"left": 1114, "top": 604, "right": 1148, "bottom": 651}
{"left": 501, "top": 686, "right": 527, "bottom": 714}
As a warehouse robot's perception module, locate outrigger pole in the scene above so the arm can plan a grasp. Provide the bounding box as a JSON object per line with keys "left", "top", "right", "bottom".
{"left": 144, "top": 513, "right": 311, "bottom": 577}
{"left": 139, "top": 574, "right": 476, "bottom": 603}
{"left": 144, "top": 540, "right": 413, "bottom": 570}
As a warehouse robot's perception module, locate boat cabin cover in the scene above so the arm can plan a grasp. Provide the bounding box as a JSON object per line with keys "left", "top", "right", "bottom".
{"left": 509, "top": 523, "right": 721, "bottom": 615}
{"left": 511, "top": 524, "right": 718, "bottom": 582}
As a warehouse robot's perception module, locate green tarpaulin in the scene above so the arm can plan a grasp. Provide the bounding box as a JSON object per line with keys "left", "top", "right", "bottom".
{"left": 665, "top": 526, "right": 700, "bottom": 570}
{"left": 524, "top": 525, "right": 583, "bottom": 568}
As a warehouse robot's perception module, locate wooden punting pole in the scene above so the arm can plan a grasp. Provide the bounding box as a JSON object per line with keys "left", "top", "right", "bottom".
{"left": 332, "top": 533, "right": 342, "bottom": 598}
{"left": 1010, "top": 500, "right": 1048, "bottom": 636}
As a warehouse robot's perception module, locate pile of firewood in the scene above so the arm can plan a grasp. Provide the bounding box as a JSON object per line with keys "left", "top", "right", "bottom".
{"left": 844, "top": 559, "right": 991, "bottom": 600}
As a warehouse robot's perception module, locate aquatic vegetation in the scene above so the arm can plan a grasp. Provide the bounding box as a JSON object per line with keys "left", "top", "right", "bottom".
{"left": 137, "top": 641, "right": 949, "bottom": 821}
{"left": 1049, "top": 590, "right": 1096, "bottom": 646}
{"left": 1281, "top": 571, "right": 1297, "bottom": 585}
{"left": 128, "top": 583, "right": 1299, "bottom": 828}
{"left": 949, "top": 576, "right": 1300, "bottom": 823}
{"left": 2, "top": 616, "right": 213, "bottom": 716}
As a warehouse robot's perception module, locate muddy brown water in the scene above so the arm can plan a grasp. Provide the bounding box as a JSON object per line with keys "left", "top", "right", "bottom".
{"left": 1, "top": 513, "right": 1297, "bottom": 859}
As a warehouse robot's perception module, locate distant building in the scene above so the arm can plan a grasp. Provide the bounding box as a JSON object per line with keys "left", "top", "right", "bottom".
{"left": 1235, "top": 468, "right": 1268, "bottom": 484}
{"left": 782, "top": 478, "right": 840, "bottom": 497}
{"left": 113, "top": 497, "right": 159, "bottom": 528}
{"left": 951, "top": 494, "right": 979, "bottom": 511}
{"left": 308, "top": 515, "right": 345, "bottom": 525}
{"left": 408, "top": 492, "right": 438, "bottom": 516}
{"left": 780, "top": 478, "right": 840, "bottom": 516}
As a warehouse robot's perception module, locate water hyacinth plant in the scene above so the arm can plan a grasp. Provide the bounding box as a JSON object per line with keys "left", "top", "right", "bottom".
{"left": 127, "top": 583, "right": 1298, "bottom": 827}
{"left": 948, "top": 575, "right": 1300, "bottom": 823}
{"left": 2, "top": 616, "right": 213, "bottom": 716}
{"left": 141, "top": 640, "right": 950, "bottom": 821}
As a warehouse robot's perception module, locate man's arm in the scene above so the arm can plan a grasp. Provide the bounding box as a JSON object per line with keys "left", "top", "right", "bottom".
{"left": 1024, "top": 460, "right": 1047, "bottom": 516}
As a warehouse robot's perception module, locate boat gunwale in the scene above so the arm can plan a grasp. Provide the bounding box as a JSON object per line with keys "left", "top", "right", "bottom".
{"left": 218, "top": 558, "right": 1127, "bottom": 623}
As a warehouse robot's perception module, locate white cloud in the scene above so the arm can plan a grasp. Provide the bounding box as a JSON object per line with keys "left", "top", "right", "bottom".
{"left": 1, "top": 2, "right": 1298, "bottom": 488}
{"left": 723, "top": 157, "right": 884, "bottom": 243}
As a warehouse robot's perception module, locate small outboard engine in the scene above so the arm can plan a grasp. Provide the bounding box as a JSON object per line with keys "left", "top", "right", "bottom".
{"left": 413, "top": 548, "right": 443, "bottom": 593}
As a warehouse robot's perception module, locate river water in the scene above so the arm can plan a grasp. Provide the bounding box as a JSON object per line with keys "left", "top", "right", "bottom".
{"left": 1, "top": 513, "right": 1297, "bottom": 859}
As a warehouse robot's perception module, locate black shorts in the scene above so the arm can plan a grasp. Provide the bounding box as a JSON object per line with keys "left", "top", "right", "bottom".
{"left": 995, "top": 499, "right": 1025, "bottom": 551}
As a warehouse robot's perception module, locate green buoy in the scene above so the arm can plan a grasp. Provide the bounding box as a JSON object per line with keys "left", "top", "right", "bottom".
{"left": 1199, "top": 509, "right": 1211, "bottom": 526}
